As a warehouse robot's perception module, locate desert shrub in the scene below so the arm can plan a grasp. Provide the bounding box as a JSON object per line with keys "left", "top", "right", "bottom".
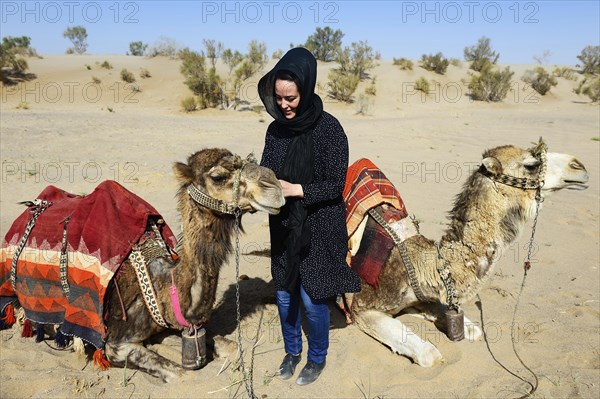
{"left": 222, "top": 48, "right": 244, "bottom": 76}
{"left": 420, "top": 52, "right": 449, "bottom": 74}
{"left": 63, "top": 26, "right": 88, "bottom": 54}
{"left": 327, "top": 70, "right": 360, "bottom": 102}
{"left": 574, "top": 76, "right": 600, "bottom": 102}
{"left": 0, "top": 36, "right": 32, "bottom": 76}
{"left": 92, "top": 76, "right": 101, "bottom": 84}
{"left": 129, "top": 41, "right": 148, "bottom": 56}
{"left": 272, "top": 49, "right": 284, "bottom": 59}
{"left": 464, "top": 36, "right": 499, "bottom": 72}
{"left": 468, "top": 65, "right": 514, "bottom": 102}
{"left": 16, "top": 101, "right": 29, "bottom": 110}
{"left": 449, "top": 58, "right": 462, "bottom": 67}
{"left": 148, "top": 36, "right": 183, "bottom": 58}
{"left": 365, "top": 77, "right": 377, "bottom": 96}
{"left": 202, "top": 39, "right": 224, "bottom": 68}
{"left": 522, "top": 67, "right": 557, "bottom": 95}
{"left": 179, "top": 49, "right": 222, "bottom": 108}
{"left": 85, "top": 64, "right": 91, "bottom": 70}
{"left": 576, "top": 45, "right": 600, "bottom": 75}
{"left": 355, "top": 93, "right": 373, "bottom": 115}
{"left": 553, "top": 67, "right": 577, "bottom": 81}
{"left": 328, "top": 40, "right": 376, "bottom": 102}
{"left": 393, "top": 57, "right": 413, "bottom": 70}
{"left": 100, "top": 60, "right": 112, "bottom": 69}
{"left": 414, "top": 77, "right": 430, "bottom": 94}
{"left": 181, "top": 96, "right": 197, "bottom": 112}
{"left": 140, "top": 68, "right": 151, "bottom": 78}
{"left": 304, "top": 26, "right": 344, "bottom": 62}
{"left": 120, "top": 68, "right": 136, "bottom": 83}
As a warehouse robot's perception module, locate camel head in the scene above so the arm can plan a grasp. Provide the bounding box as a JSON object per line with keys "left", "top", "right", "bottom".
{"left": 173, "top": 148, "right": 284, "bottom": 215}
{"left": 479, "top": 142, "right": 589, "bottom": 196}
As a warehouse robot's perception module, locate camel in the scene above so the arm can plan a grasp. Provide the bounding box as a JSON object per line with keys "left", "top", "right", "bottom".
{"left": 1, "top": 148, "right": 284, "bottom": 383}
{"left": 345, "top": 141, "right": 589, "bottom": 367}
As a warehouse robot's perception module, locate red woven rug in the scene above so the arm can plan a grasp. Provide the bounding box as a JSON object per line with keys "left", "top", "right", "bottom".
{"left": 0, "top": 181, "right": 176, "bottom": 348}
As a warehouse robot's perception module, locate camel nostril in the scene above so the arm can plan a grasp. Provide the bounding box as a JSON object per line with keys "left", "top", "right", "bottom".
{"left": 570, "top": 160, "right": 585, "bottom": 170}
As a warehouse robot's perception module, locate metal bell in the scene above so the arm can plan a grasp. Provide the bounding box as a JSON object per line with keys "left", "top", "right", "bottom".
{"left": 181, "top": 327, "right": 207, "bottom": 370}
{"left": 445, "top": 308, "right": 465, "bottom": 341}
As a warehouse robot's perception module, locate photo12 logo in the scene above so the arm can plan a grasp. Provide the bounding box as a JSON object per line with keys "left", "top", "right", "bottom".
{"left": 1, "top": 1, "right": 140, "bottom": 24}
{"left": 401, "top": 1, "right": 540, "bottom": 24}
{"left": 200, "top": 1, "right": 340, "bottom": 24}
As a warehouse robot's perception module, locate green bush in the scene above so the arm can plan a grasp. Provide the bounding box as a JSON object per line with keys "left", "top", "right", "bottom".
{"left": 304, "top": 26, "right": 344, "bottom": 62}
{"left": 63, "top": 26, "right": 88, "bottom": 54}
{"left": 420, "top": 52, "right": 449, "bottom": 74}
{"left": 414, "top": 77, "right": 430, "bottom": 94}
{"left": 553, "top": 67, "right": 577, "bottom": 81}
{"left": 574, "top": 76, "right": 600, "bottom": 102}
{"left": 129, "top": 41, "right": 148, "bottom": 56}
{"left": 468, "top": 65, "right": 514, "bottom": 102}
{"left": 327, "top": 69, "right": 360, "bottom": 102}
{"left": 181, "top": 96, "right": 197, "bottom": 112}
{"left": 576, "top": 45, "right": 600, "bottom": 75}
{"left": 179, "top": 49, "right": 222, "bottom": 108}
{"left": 0, "top": 36, "right": 31, "bottom": 77}
{"left": 393, "top": 57, "right": 413, "bottom": 70}
{"left": 120, "top": 68, "right": 136, "bottom": 83}
{"left": 464, "top": 36, "right": 499, "bottom": 72}
{"left": 272, "top": 49, "right": 284, "bottom": 59}
{"left": 140, "top": 68, "right": 151, "bottom": 78}
{"left": 365, "top": 77, "right": 377, "bottom": 96}
{"left": 522, "top": 67, "right": 557, "bottom": 95}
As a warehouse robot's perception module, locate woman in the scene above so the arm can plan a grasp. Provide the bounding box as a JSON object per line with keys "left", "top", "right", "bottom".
{"left": 258, "top": 47, "right": 361, "bottom": 386}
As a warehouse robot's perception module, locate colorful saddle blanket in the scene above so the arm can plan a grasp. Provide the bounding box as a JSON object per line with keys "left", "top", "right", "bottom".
{"left": 343, "top": 159, "right": 410, "bottom": 287}
{"left": 0, "top": 180, "right": 176, "bottom": 348}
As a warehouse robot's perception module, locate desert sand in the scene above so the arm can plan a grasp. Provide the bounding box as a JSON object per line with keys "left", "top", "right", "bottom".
{"left": 0, "top": 54, "right": 598, "bottom": 398}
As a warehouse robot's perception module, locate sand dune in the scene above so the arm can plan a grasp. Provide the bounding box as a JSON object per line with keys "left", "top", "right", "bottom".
{"left": 1, "top": 54, "right": 598, "bottom": 398}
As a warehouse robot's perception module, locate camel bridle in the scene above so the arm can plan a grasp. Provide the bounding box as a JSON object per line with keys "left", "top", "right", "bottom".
{"left": 186, "top": 153, "right": 258, "bottom": 215}
{"left": 478, "top": 140, "right": 548, "bottom": 192}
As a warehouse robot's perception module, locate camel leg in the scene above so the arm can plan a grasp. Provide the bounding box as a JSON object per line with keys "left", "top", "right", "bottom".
{"left": 105, "top": 341, "right": 183, "bottom": 383}
{"left": 404, "top": 304, "right": 483, "bottom": 341}
{"left": 353, "top": 310, "right": 443, "bottom": 367}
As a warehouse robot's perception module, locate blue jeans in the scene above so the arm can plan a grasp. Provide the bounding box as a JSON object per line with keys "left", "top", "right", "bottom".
{"left": 276, "top": 285, "right": 329, "bottom": 364}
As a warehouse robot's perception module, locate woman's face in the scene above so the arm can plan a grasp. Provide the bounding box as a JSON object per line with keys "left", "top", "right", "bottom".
{"left": 275, "top": 79, "right": 300, "bottom": 119}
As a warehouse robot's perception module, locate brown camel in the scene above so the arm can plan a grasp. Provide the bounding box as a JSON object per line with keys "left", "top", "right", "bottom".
{"left": 98, "top": 148, "right": 284, "bottom": 382}
{"left": 346, "top": 142, "right": 589, "bottom": 367}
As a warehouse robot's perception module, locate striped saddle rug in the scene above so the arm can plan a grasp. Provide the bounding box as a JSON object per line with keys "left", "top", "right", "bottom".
{"left": 0, "top": 180, "right": 176, "bottom": 348}
{"left": 343, "top": 159, "right": 412, "bottom": 287}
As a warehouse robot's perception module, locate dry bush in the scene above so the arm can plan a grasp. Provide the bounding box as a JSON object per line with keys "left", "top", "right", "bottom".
{"left": 181, "top": 96, "right": 197, "bottom": 112}
{"left": 120, "top": 68, "right": 135, "bottom": 83}
{"left": 328, "top": 70, "right": 360, "bottom": 102}
{"left": 100, "top": 60, "right": 112, "bottom": 69}
{"left": 574, "top": 76, "right": 600, "bottom": 102}
{"left": 469, "top": 65, "right": 514, "bottom": 102}
{"left": 393, "top": 57, "right": 413, "bottom": 70}
{"left": 522, "top": 67, "right": 557, "bottom": 95}
{"left": 420, "top": 52, "right": 449, "bottom": 74}
{"left": 415, "top": 77, "right": 430, "bottom": 94}
{"left": 553, "top": 67, "right": 577, "bottom": 81}
{"left": 140, "top": 68, "right": 151, "bottom": 78}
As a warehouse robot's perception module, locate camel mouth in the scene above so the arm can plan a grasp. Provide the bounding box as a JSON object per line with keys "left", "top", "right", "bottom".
{"left": 249, "top": 203, "right": 281, "bottom": 215}
{"left": 563, "top": 181, "right": 589, "bottom": 190}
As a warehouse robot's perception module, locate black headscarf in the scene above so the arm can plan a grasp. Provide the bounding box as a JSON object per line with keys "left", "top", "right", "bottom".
{"left": 258, "top": 48, "right": 323, "bottom": 292}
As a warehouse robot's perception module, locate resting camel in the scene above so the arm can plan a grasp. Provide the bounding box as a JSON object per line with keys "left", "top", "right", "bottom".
{"left": 1, "top": 148, "right": 284, "bottom": 382}
{"left": 346, "top": 141, "right": 589, "bottom": 367}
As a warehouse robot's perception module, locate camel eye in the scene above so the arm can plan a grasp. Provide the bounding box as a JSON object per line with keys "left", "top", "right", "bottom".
{"left": 523, "top": 160, "right": 540, "bottom": 172}
{"left": 209, "top": 173, "right": 228, "bottom": 183}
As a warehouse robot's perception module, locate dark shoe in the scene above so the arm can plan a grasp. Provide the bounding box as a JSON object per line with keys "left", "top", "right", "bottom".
{"left": 278, "top": 353, "right": 301, "bottom": 380}
{"left": 295, "top": 360, "right": 326, "bottom": 385}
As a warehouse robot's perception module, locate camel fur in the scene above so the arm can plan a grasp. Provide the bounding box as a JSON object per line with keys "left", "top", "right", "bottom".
{"left": 348, "top": 143, "right": 589, "bottom": 367}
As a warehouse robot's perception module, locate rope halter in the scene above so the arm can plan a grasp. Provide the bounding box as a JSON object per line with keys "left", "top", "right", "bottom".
{"left": 186, "top": 153, "right": 258, "bottom": 215}
{"left": 479, "top": 138, "right": 548, "bottom": 193}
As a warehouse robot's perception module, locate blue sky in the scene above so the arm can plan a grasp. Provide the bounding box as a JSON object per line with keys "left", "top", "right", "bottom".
{"left": 1, "top": 1, "right": 599, "bottom": 64}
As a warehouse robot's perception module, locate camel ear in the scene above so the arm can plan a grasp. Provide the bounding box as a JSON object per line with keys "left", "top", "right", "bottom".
{"left": 481, "top": 157, "right": 503, "bottom": 175}
{"left": 173, "top": 162, "right": 194, "bottom": 185}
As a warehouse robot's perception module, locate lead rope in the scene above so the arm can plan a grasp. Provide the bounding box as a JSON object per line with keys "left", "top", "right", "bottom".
{"left": 234, "top": 208, "right": 257, "bottom": 399}
{"left": 508, "top": 146, "right": 546, "bottom": 398}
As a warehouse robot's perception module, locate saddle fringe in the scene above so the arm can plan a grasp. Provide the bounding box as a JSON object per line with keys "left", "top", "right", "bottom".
{"left": 93, "top": 349, "right": 111, "bottom": 370}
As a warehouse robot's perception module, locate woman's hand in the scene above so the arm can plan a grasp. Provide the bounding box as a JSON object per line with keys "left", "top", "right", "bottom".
{"left": 279, "top": 179, "right": 304, "bottom": 198}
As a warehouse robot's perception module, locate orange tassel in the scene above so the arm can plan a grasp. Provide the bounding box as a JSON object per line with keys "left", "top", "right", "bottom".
{"left": 93, "top": 349, "right": 111, "bottom": 370}
{"left": 1, "top": 304, "right": 16, "bottom": 325}
{"left": 22, "top": 319, "right": 33, "bottom": 337}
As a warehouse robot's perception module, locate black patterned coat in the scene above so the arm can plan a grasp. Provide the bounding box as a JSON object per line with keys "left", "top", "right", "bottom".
{"left": 260, "top": 112, "right": 361, "bottom": 299}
